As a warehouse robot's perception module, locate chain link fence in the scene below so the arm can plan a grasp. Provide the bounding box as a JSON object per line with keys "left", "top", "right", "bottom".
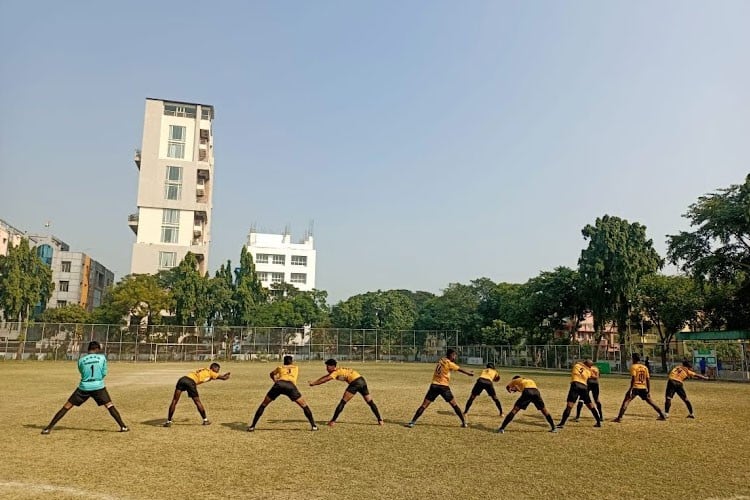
{"left": 1, "top": 322, "right": 748, "bottom": 380}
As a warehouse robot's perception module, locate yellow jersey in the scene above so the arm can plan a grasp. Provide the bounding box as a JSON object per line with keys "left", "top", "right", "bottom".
{"left": 630, "top": 363, "right": 650, "bottom": 389}
{"left": 507, "top": 377, "right": 537, "bottom": 393}
{"left": 669, "top": 366, "right": 697, "bottom": 383}
{"left": 186, "top": 367, "right": 220, "bottom": 385}
{"left": 589, "top": 365, "right": 600, "bottom": 381}
{"left": 432, "top": 357, "right": 460, "bottom": 386}
{"left": 272, "top": 364, "right": 299, "bottom": 384}
{"left": 479, "top": 368, "right": 499, "bottom": 382}
{"left": 571, "top": 362, "right": 591, "bottom": 385}
{"left": 328, "top": 367, "right": 361, "bottom": 383}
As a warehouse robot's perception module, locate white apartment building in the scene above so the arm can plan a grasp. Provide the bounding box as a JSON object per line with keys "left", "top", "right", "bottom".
{"left": 0, "top": 218, "right": 26, "bottom": 256}
{"left": 246, "top": 229, "right": 316, "bottom": 293}
{"left": 129, "top": 98, "right": 215, "bottom": 276}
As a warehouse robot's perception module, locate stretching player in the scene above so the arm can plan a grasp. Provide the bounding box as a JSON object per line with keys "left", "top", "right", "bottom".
{"left": 463, "top": 362, "right": 504, "bottom": 417}
{"left": 558, "top": 359, "right": 602, "bottom": 429}
{"left": 575, "top": 360, "right": 602, "bottom": 422}
{"left": 309, "top": 359, "right": 383, "bottom": 426}
{"left": 613, "top": 353, "right": 666, "bottom": 422}
{"left": 664, "top": 360, "right": 708, "bottom": 418}
{"left": 164, "top": 363, "right": 231, "bottom": 427}
{"left": 497, "top": 376, "right": 556, "bottom": 433}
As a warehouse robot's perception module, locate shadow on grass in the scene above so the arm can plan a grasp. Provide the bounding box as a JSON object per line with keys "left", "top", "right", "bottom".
{"left": 142, "top": 418, "right": 168, "bottom": 427}
{"left": 25, "top": 424, "right": 114, "bottom": 434}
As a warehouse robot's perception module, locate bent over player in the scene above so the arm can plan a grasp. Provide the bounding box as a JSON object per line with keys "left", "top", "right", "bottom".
{"left": 463, "top": 362, "right": 504, "bottom": 417}
{"left": 613, "top": 353, "right": 666, "bottom": 422}
{"left": 497, "top": 375, "right": 556, "bottom": 433}
{"left": 575, "top": 360, "right": 602, "bottom": 422}
{"left": 41, "top": 341, "right": 128, "bottom": 434}
{"left": 557, "top": 359, "right": 602, "bottom": 429}
{"left": 309, "top": 358, "right": 383, "bottom": 426}
{"left": 664, "top": 360, "right": 708, "bottom": 418}
{"left": 164, "top": 363, "right": 231, "bottom": 427}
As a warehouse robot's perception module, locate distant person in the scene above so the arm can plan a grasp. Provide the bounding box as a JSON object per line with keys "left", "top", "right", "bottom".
{"left": 463, "top": 362, "right": 504, "bottom": 417}
{"left": 664, "top": 360, "right": 709, "bottom": 419}
{"left": 41, "top": 341, "right": 128, "bottom": 434}
{"left": 308, "top": 359, "right": 383, "bottom": 426}
{"left": 644, "top": 357, "right": 651, "bottom": 373}
{"left": 574, "top": 359, "right": 603, "bottom": 423}
{"left": 557, "top": 359, "right": 602, "bottom": 429}
{"left": 163, "top": 363, "right": 231, "bottom": 427}
{"left": 613, "top": 353, "right": 666, "bottom": 422}
{"left": 247, "top": 355, "right": 318, "bottom": 432}
{"left": 497, "top": 376, "right": 556, "bottom": 433}
{"left": 699, "top": 357, "right": 707, "bottom": 376}
{"left": 406, "top": 349, "right": 473, "bottom": 428}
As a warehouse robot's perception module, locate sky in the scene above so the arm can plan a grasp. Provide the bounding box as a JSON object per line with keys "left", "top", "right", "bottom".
{"left": 1, "top": 1, "right": 748, "bottom": 304}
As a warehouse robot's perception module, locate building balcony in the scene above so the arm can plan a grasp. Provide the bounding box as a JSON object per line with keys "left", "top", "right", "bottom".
{"left": 127, "top": 213, "right": 138, "bottom": 235}
{"left": 134, "top": 149, "right": 141, "bottom": 170}
{"left": 193, "top": 224, "right": 203, "bottom": 237}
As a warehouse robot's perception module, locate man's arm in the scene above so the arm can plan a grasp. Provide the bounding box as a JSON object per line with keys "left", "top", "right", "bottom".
{"left": 458, "top": 368, "right": 474, "bottom": 377}
{"left": 646, "top": 377, "right": 651, "bottom": 393}
{"left": 218, "top": 372, "right": 231, "bottom": 381}
{"left": 309, "top": 375, "right": 333, "bottom": 387}
{"left": 269, "top": 371, "right": 277, "bottom": 381}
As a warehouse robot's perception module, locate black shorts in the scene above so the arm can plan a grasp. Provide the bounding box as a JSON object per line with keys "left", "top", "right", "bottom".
{"left": 566, "top": 382, "right": 592, "bottom": 404}
{"left": 515, "top": 388, "right": 545, "bottom": 411}
{"left": 68, "top": 387, "right": 112, "bottom": 407}
{"left": 470, "top": 379, "right": 497, "bottom": 398}
{"left": 267, "top": 380, "right": 302, "bottom": 402}
{"left": 176, "top": 376, "right": 199, "bottom": 398}
{"left": 627, "top": 388, "right": 650, "bottom": 400}
{"left": 587, "top": 381, "right": 600, "bottom": 401}
{"left": 665, "top": 379, "right": 687, "bottom": 400}
{"left": 425, "top": 384, "right": 454, "bottom": 402}
{"left": 344, "top": 377, "right": 369, "bottom": 396}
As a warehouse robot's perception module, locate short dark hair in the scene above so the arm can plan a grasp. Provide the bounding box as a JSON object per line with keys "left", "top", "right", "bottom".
{"left": 632, "top": 353, "right": 641, "bottom": 363}
{"left": 446, "top": 348, "right": 456, "bottom": 357}
{"left": 682, "top": 360, "right": 692, "bottom": 368}
{"left": 486, "top": 362, "right": 495, "bottom": 369}
{"left": 512, "top": 375, "right": 521, "bottom": 380}
{"left": 87, "top": 341, "right": 101, "bottom": 351}
{"left": 210, "top": 362, "right": 221, "bottom": 371}
{"left": 324, "top": 358, "right": 337, "bottom": 367}
{"left": 283, "top": 355, "right": 293, "bottom": 365}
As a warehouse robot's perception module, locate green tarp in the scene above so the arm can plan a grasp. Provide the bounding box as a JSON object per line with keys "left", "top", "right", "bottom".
{"left": 675, "top": 330, "right": 750, "bottom": 341}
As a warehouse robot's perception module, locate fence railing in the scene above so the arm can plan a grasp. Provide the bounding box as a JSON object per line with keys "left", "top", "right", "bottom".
{"left": 1, "top": 322, "right": 747, "bottom": 380}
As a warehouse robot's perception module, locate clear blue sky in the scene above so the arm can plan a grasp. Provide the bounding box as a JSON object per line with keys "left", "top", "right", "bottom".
{"left": 1, "top": 1, "right": 748, "bottom": 303}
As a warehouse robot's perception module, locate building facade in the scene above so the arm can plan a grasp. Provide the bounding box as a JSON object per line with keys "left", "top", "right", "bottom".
{"left": 0, "top": 218, "right": 26, "bottom": 256}
{"left": 246, "top": 229, "right": 316, "bottom": 293}
{"left": 129, "top": 98, "right": 215, "bottom": 276}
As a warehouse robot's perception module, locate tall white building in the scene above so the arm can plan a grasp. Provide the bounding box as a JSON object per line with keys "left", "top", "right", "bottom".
{"left": 129, "top": 98, "right": 215, "bottom": 276}
{"left": 246, "top": 229, "right": 316, "bottom": 293}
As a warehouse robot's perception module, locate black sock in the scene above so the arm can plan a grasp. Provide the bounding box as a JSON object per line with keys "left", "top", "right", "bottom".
{"left": 250, "top": 405, "right": 266, "bottom": 427}
{"left": 463, "top": 399, "right": 473, "bottom": 414}
{"left": 575, "top": 401, "right": 583, "bottom": 419}
{"left": 596, "top": 402, "right": 603, "bottom": 420}
{"left": 493, "top": 398, "right": 503, "bottom": 414}
{"left": 589, "top": 405, "right": 601, "bottom": 424}
{"left": 665, "top": 399, "right": 672, "bottom": 413}
{"left": 367, "top": 400, "right": 382, "bottom": 421}
{"left": 545, "top": 413, "right": 555, "bottom": 430}
{"left": 46, "top": 407, "right": 69, "bottom": 430}
{"left": 452, "top": 405, "right": 465, "bottom": 424}
{"left": 686, "top": 400, "right": 693, "bottom": 414}
{"left": 107, "top": 406, "right": 126, "bottom": 427}
{"left": 499, "top": 412, "right": 515, "bottom": 430}
{"left": 302, "top": 406, "right": 316, "bottom": 427}
{"left": 331, "top": 400, "right": 346, "bottom": 422}
{"left": 198, "top": 408, "right": 207, "bottom": 420}
{"left": 558, "top": 407, "right": 571, "bottom": 426}
{"left": 411, "top": 406, "right": 425, "bottom": 423}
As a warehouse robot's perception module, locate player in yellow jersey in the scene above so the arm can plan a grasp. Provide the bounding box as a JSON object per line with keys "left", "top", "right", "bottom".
{"left": 164, "top": 362, "right": 231, "bottom": 427}
{"left": 575, "top": 361, "right": 603, "bottom": 422}
{"left": 664, "top": 360, "right": 708, "bottom": 418}
{"left": 557, "top": 359, "right": 602, "bottom": 429}
{"left": 309, "top": 358, "right": 383, "bottom": 426}
{"left": 247, "top": 355, "right": 318, "bottom": 432}
{"left": 613, "top": 353, "right": 666, "bottom": 422}
{"left": 407, "top": 349, "right": 474, "bottom": 428}
{"left": 463, "top": 362, "right": 504, "bottom": 417}
{"left": 497, "top": 376, "right": 557, "bottom": 433}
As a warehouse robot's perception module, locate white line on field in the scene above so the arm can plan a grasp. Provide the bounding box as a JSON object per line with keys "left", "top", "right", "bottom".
{"left": 0, "top": 481, "right": 125, "bottom": 499}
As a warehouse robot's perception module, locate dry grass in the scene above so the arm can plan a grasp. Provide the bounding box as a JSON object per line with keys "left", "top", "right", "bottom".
{"left": 1, "top": 361, "right": 748, "bottom": 500}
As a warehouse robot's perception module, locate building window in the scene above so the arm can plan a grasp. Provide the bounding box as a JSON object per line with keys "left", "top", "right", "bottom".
{"left": 164, "top": 103, "right": 196, "bottom": 118}
{"left": 201, "top": 108, "right": 212, "bottom": 120}
{"left": 158, "top": 251, "right": 177, "bottom": 269}
{"left": 165, "top": 166, "right": 183, "bottom": 200}
{"left": 271, "top": 272, "right": 284, "bottom": 283}
{"left": 272, "top": 254, "right": 285, "bottom": 265}
{"left": 57, "top": 300, "right": 67, "bottom": 307}
{"left": 59, "top": 281, "right": 69, "bottom": 292}
{"left": 291, "top": 255, "right": 307, "bottom": 266}
{"left": 290, "top": 273, "right": 306, "bottom": 284}
{"left": 257, "top": 271, "right": 269, "bottom": 281}
{"left": 161, "top": 209, "right": 180, "bottom": 243}
{"left": 255, "top": 253, "right": 269, "bottom": 264}
{"left": 167, "top": 125, "right": 186, "bottom": 159}
{"left": 61, "top": 261, "right": 71, "bottom": 272}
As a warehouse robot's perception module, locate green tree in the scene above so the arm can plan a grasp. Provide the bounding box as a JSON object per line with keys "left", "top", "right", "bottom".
{"left": 638, "top": 274, "right": 703, "bottom": 371}
{"left": 578, "top": 215, "right": 663, "bottom": 350}
{"left": 667, "top": 174, "right": 750, "bottom": 329}
{"left": 91, "top": 274, "right": 170, "bottom": 325}
{"left": 522, "top": 267, "right": 585, "bottom": 345}
{"left": 39, "top": 304, "right": 92, "bottom": 323}
{"left": 414, "top": 283, "right": 482, "bottom": 343}
{"left": 170, "top": 253, "right": 210, "bottom": 325}
{"left": 0, "top": 238, "right": 53, "bottom": 323}
{"left": 233, "top": 247, "right": 266, "bottom": 325}
{"left": 207, "top": 261, "right": 235, "bottom": 326}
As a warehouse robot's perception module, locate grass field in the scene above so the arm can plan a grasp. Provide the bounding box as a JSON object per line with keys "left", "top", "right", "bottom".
{"left": 1, "top": 361, "right": 749, "bottom": 500}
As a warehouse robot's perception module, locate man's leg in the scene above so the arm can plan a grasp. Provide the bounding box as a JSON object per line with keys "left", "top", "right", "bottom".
{"left": 614, "top": 393, "right": 632, "bottom": 422}
{"left": 645, "top": 396, "right": 666, "bottom": 419}
{"left": 329, "top": 391, "right": 355, "bottom": 425}
{"left": 42, "top": 401, "right": 74, "bottom": 434}
{"left": 586, "top": 402, "right": 602, "bottom": 426}
{"left": 541, "top": 407, "right": 556, "bottom": 431}
{"left": 294, "top": 397, "right": 317, "bottom": 430}
{"left": 680, "top": 394, "right": 695, "bottom": 416}
{"left": 165, "top": 389, "right": 182, "bottom": 426}
{"left": 558, "top": 402, "right": 575, "bottom": 428}
{"left": 408, "top": 399, "right": 432, "bottom": 427}
{"left": 448, "top": 399, "right": 467, "bottom": 427}
{"left": 363, "top": 394, "right": 383, "bottom": 424}
{"left": 492, "top": 396, "right": 504, "bottom": 415}
{"left": 574, "top": 401, "right": 584, "bottom": 421}
{"left": 497, "top": 407, "right": 520, "bottom": 432}
{"left": 104, "top": 402, "right": 127, "bottom": 430}
{"left": 463, "top": 394, "right": 476, "bottom": 414}
{"left": 191, "top": 397, "right": 210, "bottom": 424}
{"left": 247, "top": 396, "right": 273, "bottom": 431}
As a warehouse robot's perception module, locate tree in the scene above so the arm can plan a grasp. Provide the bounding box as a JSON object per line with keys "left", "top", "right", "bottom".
{"left": 91, "top": 274, "right": 170, "bottom": 325}
{"left": 578, "top": 215, "right": 663, "bottom": 350}
{"left": 522, "top": 267, "right": 585, "bottom": 345}
{"left": 207, "top": 262, "right": 235, "bottom": 326}
{"left": 414, "top": 283, "right": 482, "bottom": 343}
{"left": 638, "top": 274, "right": 702, "bottom": 371}
{"left": 232, "top": 247, "right": 266, "bottom": 325}
{"left": 170, "top": 253, "right": 210, "bottom": 325}
{"left": 0, "top": 238, "right": 53, "bottom": 323}
{"left": 39, "top": 304, "right": 92, "bottom": 324}
{"left": 667, "top": 174, "right": 750, "bottom": 329}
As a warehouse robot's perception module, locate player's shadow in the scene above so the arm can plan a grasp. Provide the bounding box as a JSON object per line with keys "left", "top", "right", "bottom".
{"left": 223, "top": 419, "right": 317, "bottom": 432}
{"left": 142, "top": 418, "right": 168, "bottom": 427}
{"left": 24, "top": 424, "right": 113, "bottom": 433}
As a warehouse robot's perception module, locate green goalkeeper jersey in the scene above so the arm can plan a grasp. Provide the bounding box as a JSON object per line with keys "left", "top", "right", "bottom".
{"left": 77, "top": 353, "right": 107, "bottom": 391}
